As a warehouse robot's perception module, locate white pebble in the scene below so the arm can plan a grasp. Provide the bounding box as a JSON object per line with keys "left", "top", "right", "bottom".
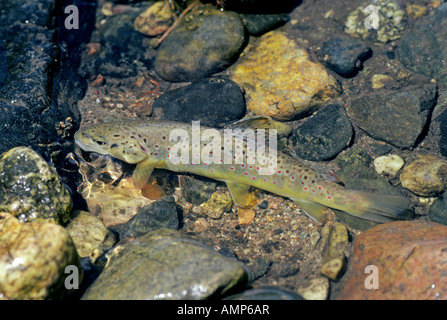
{"left": 373, "top": 155, "right": 404, "bottom": 176}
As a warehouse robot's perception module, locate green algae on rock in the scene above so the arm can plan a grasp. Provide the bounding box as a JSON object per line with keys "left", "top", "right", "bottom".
{"left": 344, "top": 0, "right": 406, "bottom": 44}
{"left": 81, "top": 229, "right": 248, "bottom": 300}
{"left": 231, "top": 30, "right": 341, "bottom": 121}
{"left": 0, "top": 212, "right": 81, "bottom": 300}
{"left": 0, "top": 146, "right": 72, "bottom": 224}
{"left": 154, "top": 4, "right": 246, "bottom": 82}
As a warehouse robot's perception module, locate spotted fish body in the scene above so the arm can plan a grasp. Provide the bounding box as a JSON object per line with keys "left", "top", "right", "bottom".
{"left": 74, "top": 118, "right": 411, "bottom": 223}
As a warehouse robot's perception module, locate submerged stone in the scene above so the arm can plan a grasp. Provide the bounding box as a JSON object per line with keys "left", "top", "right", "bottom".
{"left": 82, "top": 229, "right": 248, "bottom": 300}
{"left": 291, "top": 104, "right": 353, "bottom": 161}
{"left": 154, "top": 4, "right": 246, "bottom": 82}
{"left": 344, "top": 0, "right": 406, "bottom": 44}
{"left": 348, "top": 84, "right": 437, "bottom": 148}
{"left": 152, "top": 77, "right": 246, "bottom": 127}
{"left": 0, "top": 212, "right": 81, "bottom": 300}
{"left": 231, "top": 31, "right": 341, "bottom": 121}
{"left": 0, "top": 147, "right": 72, "bottom": 224}
{"left": 397, "top": 4, "right": 447, "bottom": 85}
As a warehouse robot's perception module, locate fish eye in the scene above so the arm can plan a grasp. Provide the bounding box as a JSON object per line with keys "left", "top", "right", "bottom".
{"left": 93, "top": 136, "right": 107, "bottom": 146}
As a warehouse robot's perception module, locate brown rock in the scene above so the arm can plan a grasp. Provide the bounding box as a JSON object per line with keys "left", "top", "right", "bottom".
{"left": 338, "top": 220, "right": 447, "bottom": 300}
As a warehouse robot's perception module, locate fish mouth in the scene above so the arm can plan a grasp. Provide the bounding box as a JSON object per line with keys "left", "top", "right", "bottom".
{"left": 74, "top": 131, "right": 108, "bottom": 155}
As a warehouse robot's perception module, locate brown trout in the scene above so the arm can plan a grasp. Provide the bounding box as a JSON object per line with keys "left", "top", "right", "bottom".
{"left": 74, "top": 117, "right": 411, "bottom": 223}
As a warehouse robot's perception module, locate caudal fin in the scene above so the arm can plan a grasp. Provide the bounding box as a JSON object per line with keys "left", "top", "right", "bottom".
{"left": 340, "top": 191, "right": 412, "bottom": 223}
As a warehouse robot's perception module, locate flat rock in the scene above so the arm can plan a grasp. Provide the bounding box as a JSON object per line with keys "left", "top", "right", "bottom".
{"left": 82, "top": 229, "right": 248, "bottom": 300}
{"left": 291, "top": 104, "right": 353, "bottom": 161}
{"left": 347, "top": 84, "right": 437, "bottom": 148}
{"left": 154, "top": 4, "right": 246, "bottom": 82}
{"left": 397, "top": 4, "right": 447, "bottom": 85}
{"left": 111, "top": 195, "right": 180, "bottom": 239}
{"left": 152, "top": 78, "right": 246, "bottom": 127}
{"left": 0, "top": 147, "right": 72, "bottom": 224}
{"left": 231, "top": 30, "right": 341, "bottom": 120}
{"left": 338, "top": 220, "right": 447, "bottom": 300}
{"left": 0, "top": 212, "right": 81, "bottom": 300}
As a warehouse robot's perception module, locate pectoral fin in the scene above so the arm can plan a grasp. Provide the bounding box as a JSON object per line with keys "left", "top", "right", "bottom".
{"left": 132, "top": 161, "right": 155, "bottom": 189}
{"left": 292, "top": 198, "right": 330, "bottom": 223}
{"left": 226, "top": 182, "right": 251, "bottom": 207}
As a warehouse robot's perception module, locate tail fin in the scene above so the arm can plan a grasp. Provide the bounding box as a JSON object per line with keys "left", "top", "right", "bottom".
{"left": 340, "top": 191, "right": 412, "bottom": 223}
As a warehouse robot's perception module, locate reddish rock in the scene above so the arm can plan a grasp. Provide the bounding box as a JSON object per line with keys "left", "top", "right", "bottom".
{"left": 338, "top": 220, "right": 447, "bottom": 300}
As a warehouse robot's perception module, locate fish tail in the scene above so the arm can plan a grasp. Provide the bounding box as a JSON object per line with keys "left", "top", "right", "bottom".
{"left": 333, "top": 190, "right": 412, "bottom": 223}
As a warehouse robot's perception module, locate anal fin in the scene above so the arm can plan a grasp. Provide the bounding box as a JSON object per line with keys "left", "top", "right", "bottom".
{"left": 292, "top": 198, "right": 330, "bottom": 223}
{"left": 226, "top": 182, "right": 251, "bottom": 207}
{"left": 132, "top": 161, "right": 155, "bottom": 189}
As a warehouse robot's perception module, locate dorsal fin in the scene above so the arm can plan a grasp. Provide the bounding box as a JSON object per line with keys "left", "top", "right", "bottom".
{"left": 225, "top": 115, "right": 292, "bottom": 137}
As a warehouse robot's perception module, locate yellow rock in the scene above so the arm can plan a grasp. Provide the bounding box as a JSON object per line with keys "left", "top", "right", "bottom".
{"left": 231, "top": 31, "right": 341, "bottom": 120}
{"left": 406, "top": 4, "right": 427, "bottom": 19}
{"left": 371, "top": 74, "right": 393, "bottom": 89}
{"left": 400, "top": 155, "right": 447, "bottom": 197}
{"left": 134, "top": 1, "right": 175, "bottom": 37}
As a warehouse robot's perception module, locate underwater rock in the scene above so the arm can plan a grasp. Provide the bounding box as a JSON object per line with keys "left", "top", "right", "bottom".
{"left": 152, "top": 77, "right": 246, "bottom": 127}
{"left": 319, "top": 223, "right": 348, "bottom": 281}
{"left": 134, "top": 1, "right": 174, "bottom": 37}
{"left": 225, "top": 286, "right": 304, "bottom": 300}
{"left": 397, "top": 3, "right": 447, "bottom": 85}
{"left": 373, "top": 154, "right": 405, "bottom": 176}
{"left": 438, "top": 109, "right": 447, "bottom": 157}
{"left": 320, "top": 36, "right": 371, "bottom": 77}
{"left": 154, "top": 4, "right": 246, "bottom": 82}
{"left": 338, "top": 220, "right": 447, "bottom": 300}
{"left": 111, "top": 195, "right": 180, "bottom": 239}
{"left": 291, "top": 104, "right": 353, "bottom": 161}
{"left": 66, "top": 210, "right": 116, "bottom": 263}
{"left": 231, "top": 30, "right": 341, "bottom": 121}
{"left": 400, "top": 155, "right": 447, "bottom": 197}
{"left": 0, "top": 212, "right": 81, "bottom": 300}
{"left": 429, "top": 191, "right": 447, "bottom": 225}
{"left": 344, "top": 0, "right": 406, "bottom": 44}
{"left": 348, "top": 84, "right": 437, "bottom": 148}
{"left": 241, "top": 14, "right": 289, "bottom": 36}
{"left": 200, "top": 192, "right": 233, "bottom": 219}
{"left": 82, "top": 229, "right": 248, "bottom": 300}
{"left": 181, "top": 176, "right": 217, "bottom": 205}
{"left": 0, "top": 147, "right": 72, "bottom": 224}
{"left": 297, "top": 277, "right": 329, "bottom": 300}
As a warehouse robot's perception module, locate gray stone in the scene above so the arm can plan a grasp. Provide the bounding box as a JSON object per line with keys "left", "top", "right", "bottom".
{"left": 154, "top": 4, "right": 246, "bottom": 82}
{"left": 429, "top": 191, "right": 447, "bottom": 225}
{"left": 242, "top": 14, "right": 289, "bottom": 36}
{"left": 348, "top": 84, "right": 437, "bottom": 148}
{"left": 320, "top": 36, "right": 371, "bottom": 77}
{"left": 397, "top": 4, "right": 447, "bottom": 85}
{"left": 111, "top": 196, "right": 180, "bottom": 239}
{"left": 152, "top": 78, "right": 246, "bottom": 127}
{"left": 291, "top": 104, "right": 353, "bottom": 161}
{"left": 182, "top": 176, "right": 217, "bottom": 205}
{"left": 82, "top": 229, "right": 248, "bottom": 300}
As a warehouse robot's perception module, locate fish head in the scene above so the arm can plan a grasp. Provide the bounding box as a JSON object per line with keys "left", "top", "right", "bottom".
{"left": 74, "top": 123, "right": 148, "bottom": 164}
